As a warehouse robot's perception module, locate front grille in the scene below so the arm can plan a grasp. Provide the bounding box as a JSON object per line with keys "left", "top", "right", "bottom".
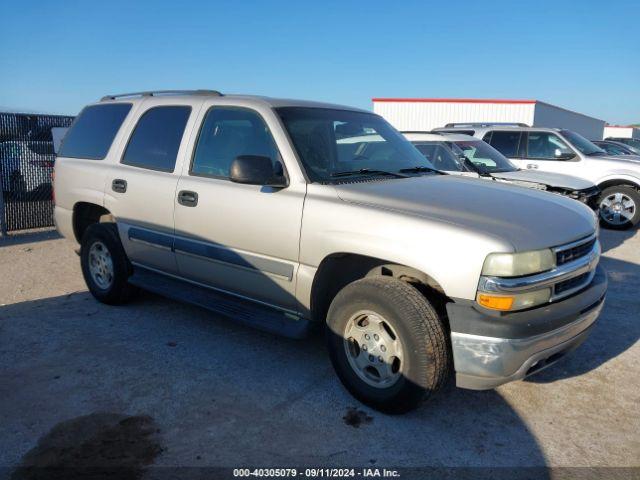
{"left": 556, "top": 238, "right": 596, "bottom": 266}
{"left": 554, "top": 272, "right": 590, "bottom": 295}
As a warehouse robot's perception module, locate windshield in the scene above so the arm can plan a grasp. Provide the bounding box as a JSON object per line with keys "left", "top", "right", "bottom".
{"left": 447, "top": 140, "right": 517, "bottom": 173}
{"left": 616, "top": 138, "right": 640, "bottom": 154}
{"left": 411, "top": 141, "right": 464, "bottom": 171}
{"left": 560, "top": 130, "right": 606, "bottom": 156}
{"left": 276, "top": 107, "right": 433, "bottom": 182}
{"left": 597, "top": 142, "right": 630, "bottom": 155}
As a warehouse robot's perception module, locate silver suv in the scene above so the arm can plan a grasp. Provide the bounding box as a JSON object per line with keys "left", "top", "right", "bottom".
{"left": 435, "top": 124, "right": 640, "bottom": 229}
{"left": 54, "top": 91, "right": 607, "bottom": 413}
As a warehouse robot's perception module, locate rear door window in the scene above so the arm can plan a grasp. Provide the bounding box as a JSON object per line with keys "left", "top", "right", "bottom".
{"left": 59, "top": 103, "right": 132, "bottom": 159}
{"left": 487, "top": 131, "right": 522, "bottom": 157}
{"left": 122, "top": 106, "right": 191, "bottom": 172}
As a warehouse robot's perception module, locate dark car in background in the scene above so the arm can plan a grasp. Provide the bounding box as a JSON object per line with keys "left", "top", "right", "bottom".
{"left": 604, "top": 137, "right": 640, "bottom": 155}
{"left": 593, "top": 140, "right": 640, "bottom": 157}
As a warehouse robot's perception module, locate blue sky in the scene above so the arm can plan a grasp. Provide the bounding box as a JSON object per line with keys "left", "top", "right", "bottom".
{"left": 1, "top": 0, "right": 638, "bottom": 123}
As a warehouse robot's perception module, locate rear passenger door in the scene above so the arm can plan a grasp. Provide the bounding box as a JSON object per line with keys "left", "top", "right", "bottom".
{"left": 104, "top": 99, "right": 201, "bottom": 274}
{"left": 173, "top": 104, "right": 305, "bottom": 310}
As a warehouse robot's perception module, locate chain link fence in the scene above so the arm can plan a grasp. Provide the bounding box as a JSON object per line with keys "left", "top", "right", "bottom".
{"left": 0, "top": 112, "right": 74, "bottom": 234}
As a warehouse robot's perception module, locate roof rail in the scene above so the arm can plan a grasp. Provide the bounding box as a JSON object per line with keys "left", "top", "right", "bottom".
{"left": 100, "top": 90, "right": 223, "bottom": 101}
{"left": 443, "top": 122, "right": 529, "bottom": 128}
{"left": 400, "top": 130, "right": 443, "bottom": 135}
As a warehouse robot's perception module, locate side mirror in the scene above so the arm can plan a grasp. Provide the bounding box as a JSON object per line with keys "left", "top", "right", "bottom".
{"left": 229, "top": 155, "right": 287, "bottom": 187}
{"left": 554, "top": 149, "right": 576, "bottom": 160}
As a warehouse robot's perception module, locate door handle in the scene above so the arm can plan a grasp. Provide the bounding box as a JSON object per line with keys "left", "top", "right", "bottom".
{"left": 112, "top": 179, "right": 127, "bottom": 193}
{"left": 526, "top": 164, "right": 539, "bottom": 170}
{"left": 178, "top": 190, "right": 198, "bottom": 207}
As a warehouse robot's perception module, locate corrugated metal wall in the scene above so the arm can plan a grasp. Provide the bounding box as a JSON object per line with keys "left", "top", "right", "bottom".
{"left": 373, "top": 101, "right": 535, "bottom": 131}
{"left": 533, "top": 102, "right": 605, "bottom": 140}
{"left": 604, "top": 126, "right": 640, "bottom": 140}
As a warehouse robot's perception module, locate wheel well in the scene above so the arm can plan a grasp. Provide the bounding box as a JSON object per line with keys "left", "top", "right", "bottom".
{"left": 72, "top": 202, "right": 113, "bottom": 242}
{"left": 597, "top": 180, "right": 640, "bottom": 193}
{"left": 310, "top": 253, "right": 449, "bottom": 325}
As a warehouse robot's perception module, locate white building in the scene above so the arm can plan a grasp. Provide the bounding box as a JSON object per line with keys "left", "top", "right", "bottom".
{"left": 603, "top": 125, "right": 640, "bottom": 140}
{"left": 372, "top": 98, "right": 606, "bottom": 140}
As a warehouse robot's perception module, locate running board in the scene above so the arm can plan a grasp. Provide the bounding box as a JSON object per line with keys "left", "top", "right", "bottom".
{"left": 128, "top": 268, "right": 312, "bottom": 339}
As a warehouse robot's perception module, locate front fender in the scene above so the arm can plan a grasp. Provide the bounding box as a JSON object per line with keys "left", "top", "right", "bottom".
{"left": 596, "top": 173, "right": 640, "bottom": 189}
{"left": 299, "top": 189, "right": 512, "bottom": 301}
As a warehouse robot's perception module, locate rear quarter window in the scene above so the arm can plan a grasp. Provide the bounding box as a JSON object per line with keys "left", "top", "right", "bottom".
{"left": 58, "top": 103, "right": 132, "bottom": 160}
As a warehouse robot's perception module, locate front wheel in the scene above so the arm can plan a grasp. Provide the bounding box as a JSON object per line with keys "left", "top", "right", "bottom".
{"left": 80, "top": 223, "right": 137, "bottom": 305}
{"left": 326, "top": 277, "right": 450, "bottom": 414}
{"left": 598, "top": 185, "right": 640, "bottom": 230}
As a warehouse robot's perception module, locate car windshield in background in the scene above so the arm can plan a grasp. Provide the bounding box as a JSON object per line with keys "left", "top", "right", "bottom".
{"left": 616, "top": 138, "right": 640, "bottom": 154}
{"left": 276, "top": 107, "right": 433, "bottom": 183}
{"left": 448, "top": 140, "right": 517, "bottom": 174}
{"left": 561, "top": 130, "right": 606, "bottom": 156}
{"left": 412, "top": 142, "right": 464, "bottom": 171}
{"left": 596, "top": 142, "right": 631, "bottom": 155}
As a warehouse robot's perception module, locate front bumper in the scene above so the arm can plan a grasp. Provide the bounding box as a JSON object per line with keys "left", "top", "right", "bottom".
{"left": 447, "top": 266, "right": 607, "bottom": 390}
{"left": 571, "top": 186, "right": 600, "bottom": 211}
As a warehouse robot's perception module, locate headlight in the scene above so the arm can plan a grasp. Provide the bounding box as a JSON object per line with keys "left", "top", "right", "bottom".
{"left": 481, "top": 249, "right": 555, "bottom": 277}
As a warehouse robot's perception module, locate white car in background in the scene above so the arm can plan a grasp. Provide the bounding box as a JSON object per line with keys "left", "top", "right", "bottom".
{"left": 434, "top": 125, "right": 640, "bottom": 229}
{"left": 0, "top": 140, "right": 55, "bottom": 198}
{"left": 402, "top": 132, "right": 600, "bottom": 210}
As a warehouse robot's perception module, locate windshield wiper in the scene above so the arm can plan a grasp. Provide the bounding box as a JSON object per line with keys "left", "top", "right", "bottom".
{"left": 455, "top": 156, "right": 491, "bottom": 177}
{"left": 330, "top": 168, "right": 408, "bottom": 179}
{"left": 399, "top": 165, "right": 446, "bottom": 175}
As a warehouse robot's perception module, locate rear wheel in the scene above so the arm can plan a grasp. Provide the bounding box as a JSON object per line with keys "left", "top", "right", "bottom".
{"left": 80, "top": 223, "right": 137, "bottom": 304}
{"left": 326, "top": 277, "right": 450, "bottom": 414}
{"left": 598, "top": 185, "right": 640, "bottom": 230}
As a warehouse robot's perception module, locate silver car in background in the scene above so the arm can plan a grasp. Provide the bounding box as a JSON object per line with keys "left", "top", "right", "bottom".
{"left": 403, "top": 131, "right": 600, "bottom": 209}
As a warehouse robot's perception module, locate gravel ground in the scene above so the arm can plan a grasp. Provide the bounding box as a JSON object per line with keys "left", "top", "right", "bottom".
{"left": 0, "top": 228, "right": 638, "bottom": 476}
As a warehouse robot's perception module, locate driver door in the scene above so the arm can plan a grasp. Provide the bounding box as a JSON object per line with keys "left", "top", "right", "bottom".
{"left": 173, "top": 104, "right": 305, "bottom": 310}
{"left": 520, "top": 131, "right": 581, "bottom": 176}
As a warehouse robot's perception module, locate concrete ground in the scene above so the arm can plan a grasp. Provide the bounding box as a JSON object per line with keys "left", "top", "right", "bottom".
{"left": 0, "top": 228, "right": 638, "bottom": 476}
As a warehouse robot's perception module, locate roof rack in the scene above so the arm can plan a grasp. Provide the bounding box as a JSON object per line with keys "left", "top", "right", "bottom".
{"left": 100, "top": 90, "right": 223, "bottom": 101}
{"left": 443, "top": 122, "right": 529, "bottom": 128}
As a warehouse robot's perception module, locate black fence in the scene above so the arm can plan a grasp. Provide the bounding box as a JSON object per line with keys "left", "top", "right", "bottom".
{"left": 0, "top": 112, "right": 75, "bottom": 234}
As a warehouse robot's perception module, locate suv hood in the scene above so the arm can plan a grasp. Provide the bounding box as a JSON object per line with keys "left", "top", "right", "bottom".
{"left": 334, "top": 176, "right": 595, "bottom": 252}
{"left": 490, "top": 169, "right": 594, "bottom": 190}
{"left": 601, "top": 154, "right": 640, "bottom": 164}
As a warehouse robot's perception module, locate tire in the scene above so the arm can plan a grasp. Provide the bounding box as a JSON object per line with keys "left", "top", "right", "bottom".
{"left": 80, "top": 223, "right": 137, "bottom": 305}
{"left": 326, "top": 277, "right": 450, "bottom": 414}
{"left": 598, "top": 185, "right": 640, "bottom": 230}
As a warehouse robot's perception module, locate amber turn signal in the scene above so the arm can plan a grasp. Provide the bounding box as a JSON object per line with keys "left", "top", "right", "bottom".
{"left": 477, "top": 294, "right": 514, "bottom": 311}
